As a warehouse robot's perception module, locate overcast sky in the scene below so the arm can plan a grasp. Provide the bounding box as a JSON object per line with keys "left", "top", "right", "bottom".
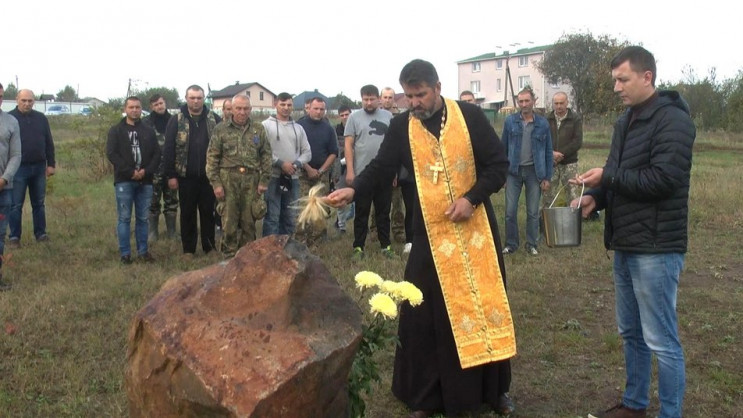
{"left": 4, "top": 0, "right": 740, "bottom": 103}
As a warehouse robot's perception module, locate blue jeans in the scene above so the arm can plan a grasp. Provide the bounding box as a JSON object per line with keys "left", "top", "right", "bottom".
{"left": 10, "top": 162, "right": 48, "bottom": 240}
{"left": 504, "top": 165, "right": 541, "bottom": 250}
{"left": 614, "top": 251, "right": 685, "bottom": 418}
{"left": 115, "top": 182, "right": 153, "bottom": 257}
{"left": 0, "top": 189, "right": 11, "bottom": 269}
{"left": 262, "top": 176, "right": 299, "bottom": 236}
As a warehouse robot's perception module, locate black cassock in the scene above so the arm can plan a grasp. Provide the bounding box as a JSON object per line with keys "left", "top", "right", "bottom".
{"left": 352, "top": 101, "right": 512, "bottom": 415}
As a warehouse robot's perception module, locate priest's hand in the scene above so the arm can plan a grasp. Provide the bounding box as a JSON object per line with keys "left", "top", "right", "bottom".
{"left": 325, "top": 187, "right": 355, "bottom": 208}
{"left": 445, "top": 197, "right": 477, "bottom": 223}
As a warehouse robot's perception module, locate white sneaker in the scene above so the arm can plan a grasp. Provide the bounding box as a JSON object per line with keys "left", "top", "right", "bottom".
{"left": 527, "top": 247, "right": 539, "bottom": 256}
{"left": 403, "top": 243, "right": 412, "bottom": 254}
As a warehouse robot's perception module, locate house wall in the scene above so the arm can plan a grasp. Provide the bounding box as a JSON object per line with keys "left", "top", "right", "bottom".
{"left": 212, "top": 86, "right": 276, "bottom": 115}
{"left": 458, "top": 52, "right": 574, "bottom": 110}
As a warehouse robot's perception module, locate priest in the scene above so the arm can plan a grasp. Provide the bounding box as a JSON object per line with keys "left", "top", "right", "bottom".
{"left": 326, "top": 59, "right": 516, "bottom": 417}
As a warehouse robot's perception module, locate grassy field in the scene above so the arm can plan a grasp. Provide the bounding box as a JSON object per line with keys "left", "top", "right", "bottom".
{"left": 0, "top": 113, "right": 741, "bottom": 417}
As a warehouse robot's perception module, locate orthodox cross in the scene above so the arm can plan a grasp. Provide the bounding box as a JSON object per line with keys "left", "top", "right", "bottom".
{"left": 429, "top": 161, "right": 445, "bottom": 184}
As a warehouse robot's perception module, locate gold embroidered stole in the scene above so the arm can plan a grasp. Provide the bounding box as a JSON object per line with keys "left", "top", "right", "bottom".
{"left": 408, "top": 98, "right": 516, "bottom": 368}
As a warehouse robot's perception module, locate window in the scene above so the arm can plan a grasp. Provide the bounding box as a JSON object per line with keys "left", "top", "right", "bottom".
{"left": 518, "top": 56, "right": 528, "bottom": 67}
{"left": 518, "top": 76, "right": 531, "bottom": 89}
{"left": 496, "top": 59, "right": 503, "bottom": 70}
{"left": 246, "top": 91, "right": 251, "bottom": 97}
{"left": 259, "top": 92, "right": 264, "bottom": 100}
{"left": 470, "top": 80, "right": 481, "bottom": 93}
{"left": 496, "top": 79, "right": 502, "bottom": 91}
{"left": 472, "top": 62, "right": 481, "bottom": 72}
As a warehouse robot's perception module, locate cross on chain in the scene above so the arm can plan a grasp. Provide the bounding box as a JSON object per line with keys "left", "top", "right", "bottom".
{"left": 429, "top": 161, "right": 445, "bottom": 184}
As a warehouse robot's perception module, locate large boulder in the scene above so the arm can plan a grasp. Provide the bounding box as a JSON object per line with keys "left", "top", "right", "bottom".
{"left": 125, "top": 235, "right": 362, "bottom": 417}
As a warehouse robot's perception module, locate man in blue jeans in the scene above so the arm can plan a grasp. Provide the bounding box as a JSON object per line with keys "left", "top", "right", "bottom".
{"left": 261, "top": 92, "right": 311, "bottom": 237}
{"left": 574, "top": 46, "right": 695, "bottom": 418}
{"left": 501, "top": 87, "right": 552, "bottom": 255}
{"left": 106, "top": 97, "right": 161, "bottom": 264}
{"left": 0, "top": 82, "right": 22, "bottom": 290}
{"left": 8, "top": 89, "right": 56, "bottom": 247}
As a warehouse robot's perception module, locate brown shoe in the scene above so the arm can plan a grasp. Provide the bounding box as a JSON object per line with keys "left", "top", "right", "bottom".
{"left": 7, "top": 238, "right": 20, "bottom": 249}
{"left": 588, "top": 403, "right": 646, "bottom": 418}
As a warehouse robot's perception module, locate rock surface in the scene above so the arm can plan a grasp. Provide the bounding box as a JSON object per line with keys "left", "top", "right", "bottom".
{"left": 125, "top": 235, "right": 362, "bottom": 417}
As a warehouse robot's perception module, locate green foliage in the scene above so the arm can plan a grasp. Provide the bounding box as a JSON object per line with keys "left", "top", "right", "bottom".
{"left": 348, "top": 316, "right": 398, "bottom": 418}
{"left": 721, "top": 71, "right": 743, "bottom": 132}
{"left": 330, "top": 93, "right": 358, "bottom": 110}
{"left": 3, "top": 82, "right": 18, "bottom": 99}
{"left": 103, "top": 97, "right": 125, "bottom": 111}
{"left": 56, "top": 85, "right": 78, "bottom": 102}
{"left": 538, "top": 32, "right": 628, "bottom": 114}
{"left": 662, "top": 67, "right": 725, "bottom": 130}
{"left": 131, "top": 86, "right": 181, "bottom": 109}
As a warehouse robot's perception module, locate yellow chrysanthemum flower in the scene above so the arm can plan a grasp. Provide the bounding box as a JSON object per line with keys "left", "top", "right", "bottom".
{"left": 380, "top": 280, "right": 402, "bottom": 299}
{"left": 369, "top": 293, "right": 398, "bottom": 319}
{"left": 355, "top": 271, "right": 383, "bottom": 290}
{"left": 398, "top": 281, "right": 424, "bottom": 307}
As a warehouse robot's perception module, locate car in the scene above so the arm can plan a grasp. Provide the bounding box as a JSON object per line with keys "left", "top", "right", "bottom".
{"left": 45, "top": 105, "right": 71, "bottom": 116}
{"left": 79, "top": 106, "right": 93, "bottom": 116}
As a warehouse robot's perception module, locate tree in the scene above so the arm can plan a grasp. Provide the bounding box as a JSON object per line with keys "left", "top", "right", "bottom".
{"left": 329, "top": 93, "right": 358, "bottom": 110}
{"left": 132, "top": 86, "right": 181, "bottom": 108}
{"left": 56, "top": 85, "right": 78, "bottom": 102}
{"left": 3, "top": 82, "right": 18, "bottom": 99}
{"left": 538, "top": 32, "right": 628, "bottom": 115}
{"left": 102, "top": 97, "right": 125, "bottom": 111}
{"left": 721, "top": 71, "right": 743, "bottom": 132}
{"left": 663, "top": 67, "right": 725, "bottom": 130}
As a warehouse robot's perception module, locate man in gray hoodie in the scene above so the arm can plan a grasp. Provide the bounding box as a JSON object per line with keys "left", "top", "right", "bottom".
{"left": 261, "top": 92, "right": 311, "bottom": 236}
{"left": 0, "top": 83, "right": 23, "bottom": 291}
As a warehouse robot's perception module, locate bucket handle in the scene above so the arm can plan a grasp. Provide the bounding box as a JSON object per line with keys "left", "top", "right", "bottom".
{"left": 548, "top": 181, "right": 585, "bottom": 209}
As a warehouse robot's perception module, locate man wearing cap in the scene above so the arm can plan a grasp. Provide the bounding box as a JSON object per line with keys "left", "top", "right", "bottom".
{"left": 206, "top": 94, "right": 272, "bottom": 257}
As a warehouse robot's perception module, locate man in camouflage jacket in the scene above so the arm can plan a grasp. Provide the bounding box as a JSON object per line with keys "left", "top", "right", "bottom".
{"left": 142, "top": 94, "right": 178, "bottom": 241}
{"left": 163, "top": 85, "right": 221, "bottom": 255}
{"left": 206, "top": 94, "right": 272, "bottom": 257}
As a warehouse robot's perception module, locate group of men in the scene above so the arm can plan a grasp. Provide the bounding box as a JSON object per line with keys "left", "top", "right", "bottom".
{"left": 0, "top": 84, "right": 55, "bottom": 291}
{"left": 327, "top": 46, "right": 694, "bottom": 418}
{"left": 104, "top": 83, "right": 408, "bottom": 261}
{"left": 4, "top": 44, "right": 695, "bottom": 417}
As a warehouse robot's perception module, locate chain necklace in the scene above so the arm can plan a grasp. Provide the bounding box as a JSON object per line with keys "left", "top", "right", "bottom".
{"left": 440, "top": 100, "right": 447, "bottom": 132}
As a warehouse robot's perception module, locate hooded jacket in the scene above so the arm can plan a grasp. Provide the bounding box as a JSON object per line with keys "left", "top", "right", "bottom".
{"left": 261, "top": 116, "right": 311, "bottom": 179}
{"left": 588, "top": 90, "right": 695, "bottom": 253}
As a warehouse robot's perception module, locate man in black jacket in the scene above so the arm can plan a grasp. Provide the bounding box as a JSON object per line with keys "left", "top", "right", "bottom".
{"left": 162, "top": 85, "right": 221, "bottom": 256}
{"left": 574, "top": 46, "right": 695, "bottom": 418}
{"left": 8, "top": 89, "right": 56, "bottom": 247}
{"left": 106, "top": 97, "right": 160, "bottom": 264}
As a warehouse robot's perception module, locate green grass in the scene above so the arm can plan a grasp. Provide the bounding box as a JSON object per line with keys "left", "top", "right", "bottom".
{"left": 0, "top": 121, "right": 741, "bottom": 417}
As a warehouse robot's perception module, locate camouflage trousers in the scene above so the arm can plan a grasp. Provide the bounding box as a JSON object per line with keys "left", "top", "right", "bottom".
{"left": 150, "top": 172, "right": 179, "bottom": 216}
{"left": 294, "top": 175, "right": 328, "bottom": 248}
{"left": 217, "top": 170, "right": 260, "bottom": 256}
{"left": 542, "top": 162, "right": 581, "bottom": 208}
{"left": 390, "top": 186, "right": 406, "bottom": 243}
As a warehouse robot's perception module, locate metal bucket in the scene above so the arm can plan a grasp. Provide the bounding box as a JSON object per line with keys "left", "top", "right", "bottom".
{"left": 542, "top": 183, "right": 584, "bottom": 247}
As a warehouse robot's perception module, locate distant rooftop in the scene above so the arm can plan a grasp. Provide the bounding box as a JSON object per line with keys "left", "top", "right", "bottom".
{"left": 457, "top": 44, "right": 552, "bottom": 64}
